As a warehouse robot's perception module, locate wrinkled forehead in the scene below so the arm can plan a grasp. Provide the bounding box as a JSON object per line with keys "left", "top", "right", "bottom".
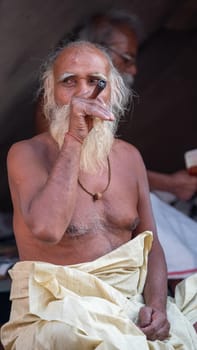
{"left": 53, "top": 44, "right": 111, "bottom": 77}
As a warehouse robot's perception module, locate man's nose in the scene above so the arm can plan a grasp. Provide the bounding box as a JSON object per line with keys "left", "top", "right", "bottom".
{"left": 75, "top": 80, "right": 92, "bottom": 97}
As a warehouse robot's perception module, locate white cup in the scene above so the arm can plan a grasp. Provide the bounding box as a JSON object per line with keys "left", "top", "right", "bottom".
{"left": 184, "top": 149, "right": 197, "bottom": 176}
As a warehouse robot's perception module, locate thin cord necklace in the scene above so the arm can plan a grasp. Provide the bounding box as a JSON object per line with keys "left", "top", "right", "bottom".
{"left": 78, "top": 157, "right": 111, "bottom": 201}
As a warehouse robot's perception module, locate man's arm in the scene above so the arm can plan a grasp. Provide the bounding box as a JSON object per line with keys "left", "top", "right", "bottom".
{"left": 8, "top": 94, "right": 114, "bottom": 244}
{"left": 147, "top": 169, "right": 197, "bottom": 201}
{"left": 140, "top": 237, "right": 170, "bottom": 341}
{"left": 7, "top": 135, "right": 82, "bottom": 243}
{"left": 133, "top": 150, "right": 170, "bottom": 340}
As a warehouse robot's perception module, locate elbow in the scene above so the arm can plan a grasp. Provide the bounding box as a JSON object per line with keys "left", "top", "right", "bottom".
{"left": 28, "top": 218, "right": 65, "bottom": 244}
{"left": 24, "top": 204, "right": 68, "bottom": 243}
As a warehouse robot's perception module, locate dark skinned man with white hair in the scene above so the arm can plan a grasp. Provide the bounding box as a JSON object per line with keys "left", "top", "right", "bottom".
{"left": 1, "top": 41, "right": 197, "bottom": 349}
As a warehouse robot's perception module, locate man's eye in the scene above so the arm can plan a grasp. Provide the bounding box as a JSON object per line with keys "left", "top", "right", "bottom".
{"left": 88, "top": 78, "right": 100, "bottom": 85}
{"left": 62, "top": 77, "right": 76, "bottom": 86}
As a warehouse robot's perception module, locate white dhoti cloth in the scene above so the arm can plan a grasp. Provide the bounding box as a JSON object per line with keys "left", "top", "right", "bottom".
{"left": 151, "top": 193, "right": 197, "bottom": 279}
{"left": 1, "top": 231, "right": 197, "bottom": 349}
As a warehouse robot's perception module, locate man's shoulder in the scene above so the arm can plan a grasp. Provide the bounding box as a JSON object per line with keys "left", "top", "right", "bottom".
{"left": 110, "top": 139, "right": 145, "bottom": 181}
{"left": 8, "top": 133, "right": 50, "bottom": 154}
{"left": 7, "top": 133, "right": 53, "bottom": 165}
{"left": 112, "top": 139, "right": 145, "bottom": 171}
{"left": 113, "top": 138, "right": 141, "bottom": 156}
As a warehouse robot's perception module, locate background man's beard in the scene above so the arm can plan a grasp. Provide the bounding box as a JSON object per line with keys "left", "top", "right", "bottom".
{"left": 49, "top": 104, "right": 116, "bottom": 174}
{"left": 121, "top": 73, "right": 135, "bottom": 88}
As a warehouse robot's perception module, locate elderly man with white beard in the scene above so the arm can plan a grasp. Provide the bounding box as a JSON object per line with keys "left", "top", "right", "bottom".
{"left": 1, "top": 41, "right": 197, "bottom": 350}
{"left": 69, "top": 11, "right": 197, "bottom": 295}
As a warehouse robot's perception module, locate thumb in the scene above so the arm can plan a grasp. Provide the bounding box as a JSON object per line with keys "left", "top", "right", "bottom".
{"left": 138, "top": 306, "right": 153, "bottom": 328}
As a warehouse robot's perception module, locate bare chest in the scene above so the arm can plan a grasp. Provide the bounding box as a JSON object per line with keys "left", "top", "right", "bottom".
{"left": 67, "top": 179, "right": 139, "bottom": 238}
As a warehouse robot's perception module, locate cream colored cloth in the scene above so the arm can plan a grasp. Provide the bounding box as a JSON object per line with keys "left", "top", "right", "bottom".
{"left": 1, "top": 231, "right": 197, "bottom": 349}
{"left": 150, "top": 193, "right": 197, "bottom": 278}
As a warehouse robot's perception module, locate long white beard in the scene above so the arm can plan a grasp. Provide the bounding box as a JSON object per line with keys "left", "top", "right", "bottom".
{"left": 49, "top": 104, "right": 116, "bottom": 174}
